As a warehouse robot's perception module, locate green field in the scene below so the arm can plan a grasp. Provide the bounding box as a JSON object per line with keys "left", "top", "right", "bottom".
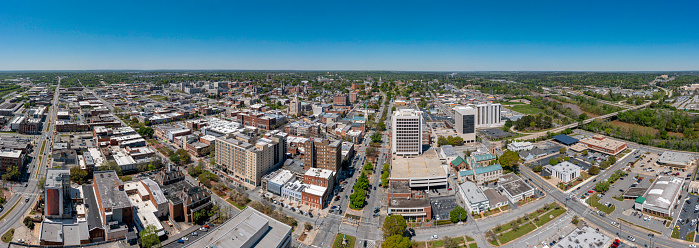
{"left": 586, "top": 195, "right": 615, "bottom": 214}
{"left": 497, "top": 222, "right": 536, "bottom": 244}
{"left": 506, "top": 104, "right": 541, "bottom": 115}
{"left": 148, "top": 95, "right": 168, "bottom": 101}
{"left": 332, "top": 233, "right": 356, "bottom": 248}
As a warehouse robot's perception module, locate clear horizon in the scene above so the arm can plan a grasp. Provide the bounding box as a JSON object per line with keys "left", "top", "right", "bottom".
{"left": 1, "top": 0, "right": 698, "bottom": 71}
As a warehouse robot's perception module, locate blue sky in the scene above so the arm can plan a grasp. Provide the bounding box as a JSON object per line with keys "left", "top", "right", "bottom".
{"left": 1, "top": 0, "right": 698, "bottom": 71}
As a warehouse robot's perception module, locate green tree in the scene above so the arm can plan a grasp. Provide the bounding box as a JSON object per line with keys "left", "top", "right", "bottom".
{"left": 349, "top": 189, "right": 366, "bottom": 209}
{"left": 1, "top": 166, "right": 20, "bottom": 181}
{"left": 583, "top": 150, "right": 589, "bottom": 156}
{"left": 498, "top": 150, "right": 520, "bottom": 171}
{"left": 532, "top": 165, "right": 543, "bottom": 172}
{"left": 595, "top": 181, "right": 610, "bottom": 192}
{"left": 193, "top": 209, "right": 208, "bottom": 224}
{"left": 449, "top": 206, "right": 468, "bottom": 223}
{"left": 549, "top": 157, "right": 559, "bottom": 165}
{"left": 383, "top": 215, "right": 407, "bottom": 238}
{"left": 23, "top": 216, "right": 35, "bottom": 230}
{"left": 381, "top": 234, "right": 411, "bottom": 248}
{"left": 364, "top": 162, "right": 374, "bottom": 172}
{"left": 560, "top": 147, "right": 567, "bottom": 154}
{"left": 139, "top": 224, "right": 161, "bottom": 248}
{"left": 98, "top": 161, "right": 123, "bottom": 176}
{"left": 70, "top": 166, "right": 88, "bottom": 184}
{"left": 137, "top": 126, "right": 154, "bottom": 139}
{"left": 588, "top": 166, "right": 600, "bottom": 175}
{"left": 442, "top": 236, "right": 458, "bottom": 248}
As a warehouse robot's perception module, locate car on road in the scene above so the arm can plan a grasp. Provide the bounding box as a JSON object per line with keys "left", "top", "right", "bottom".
{"left": 627, "top": 236, "right": 635, "bottom": 242}
{"left": 182, "top": 237, "right": 189, "bottom": 241}
{"left": 432, "top": 235, "right": 438, "bottom": 240}
{"left": 25, "top": 197, "right": 29, "bottom": 202}
{"left": 192, "top": 232, "right": 198, "bottom": 236}
{"left": 176, "top": 239, "right": 184, "bottom": 243}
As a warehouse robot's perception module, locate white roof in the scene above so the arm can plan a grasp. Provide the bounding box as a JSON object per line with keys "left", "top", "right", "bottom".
{"left": 547, "top": 161, "right": 581, "bottom": 174}
{"left": 269, "top": 170, "right": 295, "bottom": 186}
{"left": 303, "top": 184, "right": 327, "bottom": 197}
{"left": 304, "top": 168, "right": 335, "bottom": 180}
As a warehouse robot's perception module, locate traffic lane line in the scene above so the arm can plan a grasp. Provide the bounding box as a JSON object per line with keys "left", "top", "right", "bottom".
{"left": 585, "top": 213, "right": 673, "bottom": 248}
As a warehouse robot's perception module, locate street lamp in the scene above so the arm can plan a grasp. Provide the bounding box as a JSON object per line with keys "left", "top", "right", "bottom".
{"left": 648, "top": 233, "right": 654, "bottom": 248}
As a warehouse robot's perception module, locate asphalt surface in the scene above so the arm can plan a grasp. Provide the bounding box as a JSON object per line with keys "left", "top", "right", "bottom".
{"left": 0, "top": 78, "right": 60, "bottom": 241}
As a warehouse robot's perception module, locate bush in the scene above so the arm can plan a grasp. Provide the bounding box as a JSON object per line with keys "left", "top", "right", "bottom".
{"left": 23, "top": 216, "right": 35, "bottom": 230}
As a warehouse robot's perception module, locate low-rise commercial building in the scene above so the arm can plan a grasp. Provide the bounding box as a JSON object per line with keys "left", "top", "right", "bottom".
{"left": 578, "top": 135, "right": 627, "bottom": 155}
{"left": 635, "top": 176, "right": 683, "bottom": 217}
{"left": 656, "top": 151, "right": 696, "bottom": 168}
{"left": 546, "top": 161, "right": 581, "bottom": 183}
{"left": 459, "top": 181, "right": 489, "bottom": 214}
{"left": 183, "top": 206, "right": 292, "bottom": 248}
{"left": 498, "top": 173, "right": 535, "bottom": 203}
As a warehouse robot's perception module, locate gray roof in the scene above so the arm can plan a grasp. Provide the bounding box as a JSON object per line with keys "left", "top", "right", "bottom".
{"left": 388, "top": 198, "right": 431, "bottom": 209}
{"left": 657, "top": 151, "right": 695, "bottom": 166}
{"left": 94, "top": 170, "right": 132, "bottom": 209}
{"left": 45, "top": 169, "right": 70, "bottom": 188}
{"left": 83, "top": 184, "right": 104, "bottom": 231}
{"left": 441, "top": 145, "right": 458, "bottom": 158}
{"left": 641, "top": 176, "right": 683, "bottom": 211}
{"left": 498, "top": 173, "right": 534, "bottom": 197}
{"left": 141, "top": 178, "right": 168, "bottom": 205}
{"left": 460, "top": 181, "right": 488, "bottom": 204}
{"left": 184, "top": 207, "right": 292, "bottom": 248}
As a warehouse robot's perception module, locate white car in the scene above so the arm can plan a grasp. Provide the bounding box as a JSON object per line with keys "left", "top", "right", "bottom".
{"left": 182, "top": 237, "right": 189, "bottom": 241}
{"left": 432, "top": 235, "right": 438, "bottom": 239}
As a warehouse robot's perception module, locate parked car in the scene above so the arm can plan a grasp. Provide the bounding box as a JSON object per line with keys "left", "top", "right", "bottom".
{"left": 176, "top": 239, "right": 184, "bottom": 244}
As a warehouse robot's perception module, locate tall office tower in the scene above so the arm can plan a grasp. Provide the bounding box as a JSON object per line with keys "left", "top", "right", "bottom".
{"left": 289, "top": 97, "right": 302, "bottom": 116}
{"left": 392, "top": 109, "right": 423, "bottom": 156}
{"left": 475, "top": 103, "right": 503, "bottom": 128}
{"left": 454, "top": 106, "right": 476, "bottom": 143}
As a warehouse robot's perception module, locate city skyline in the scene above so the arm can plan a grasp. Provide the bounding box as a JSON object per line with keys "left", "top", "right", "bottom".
{"left": 1, "top": 0, "right": 698, "bottom": 71}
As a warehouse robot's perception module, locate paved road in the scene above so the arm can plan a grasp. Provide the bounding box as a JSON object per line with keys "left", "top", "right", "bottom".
{"left": 0, "top": 78, "right": 60, "bottom": 242}
{"left": 519, "top": 153, "right": 693, "bottom": 248}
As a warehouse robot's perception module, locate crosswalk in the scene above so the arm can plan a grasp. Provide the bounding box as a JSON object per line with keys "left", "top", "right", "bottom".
{"left": 355, "top": 239, "right": 376, "bottom": 248}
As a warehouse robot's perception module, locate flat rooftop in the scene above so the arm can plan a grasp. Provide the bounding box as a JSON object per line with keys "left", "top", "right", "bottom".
{"left": 388, "top": 197, "right": 431, "bottom": 209}
{"left": 498, "top": 173, "right": 533, "bottom": 197}
{"left": 94, "top": 170, "right": 132, "bottom": 210}
{"left": 657, "top": 151, "right": 695, "bottom": 166}
{"left": 641, "top": 176, "right": 683, "bottom": 211}
{"left": 556, "top": 226, "right": 610, "bottom": 248}
{"left": 459, "top": 181, "right": 488, "bottom": 204}
{"left": 184, "top": 206, "right": 292, "bottom": 248}
{"left": 391, "top": 148, "right": 447, "bottom": 179}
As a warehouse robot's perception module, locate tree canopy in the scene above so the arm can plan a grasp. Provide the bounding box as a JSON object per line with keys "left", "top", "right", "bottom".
{"left": 382, "top": 215, "right": 407, "bottom": 238}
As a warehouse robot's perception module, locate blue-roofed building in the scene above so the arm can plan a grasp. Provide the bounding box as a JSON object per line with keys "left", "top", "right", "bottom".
{"left": 553, "top": 134, "right": 579, "bottom": 146}
{"left": 466, "top": 153, "right": 497, "bottom": 169}
{"left": 458, "top": 164, "right": 503, "bottom": 185}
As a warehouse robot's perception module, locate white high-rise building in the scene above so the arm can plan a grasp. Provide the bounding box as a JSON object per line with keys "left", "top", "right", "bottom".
{"left": 454, "top": 106, "right": 476, "bottom": 143}
{"left": 475, "top": 103, "right": 503, "bottom": 128}
{"left": 392, "top": 109, "right": 423, "bottom": 156}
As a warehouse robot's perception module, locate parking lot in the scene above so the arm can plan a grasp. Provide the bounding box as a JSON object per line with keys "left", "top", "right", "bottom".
{"left": 676, "top": 194, "right": 699, "bottom": 241}
{"left": 478, "top": 128, "right": 514, "bottom": 140}
{"left": 430, "top": 196, "right": 458, "bottom": 221}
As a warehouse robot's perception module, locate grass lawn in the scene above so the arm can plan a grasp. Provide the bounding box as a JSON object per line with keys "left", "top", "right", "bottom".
{"left": 586, "top": 195, "right": 615, "bottom": 214}
{"left": 465, "top": 236, "right": 475, "bottom": 242}
{"left": 429, "top": 240, "right": 444, "bottom": 247}
{"left": 499, "top": 101, "right": 526, "bottom": 105}
{"left": 497, "top": 222, "right": 536, "bottom": 244}
{"left": 685, "top": 231, "right": 695, "bottom": 241}
{"left": 40, "top": 140, "right": 46, "bottom": 154}
{"left": 507, "top": 104, "right": 541, "bottom": 115}
{"left": 227, "top": 199, "right": 246, "bottom": 210}
{"left": 148, "top": 95, "right": 168, "bottom": 101}
{"left": 1, "top": 228, "right": 13, "bottom": 243}
{"left": 468, "top": 243, "right": 478, "bottom": 248}
{"left": 672, "top": 227, "right": 680, "bottom": 239}
{"left": 488, "top": 238, "right": 499, "bottom": 246}
{"left": 534, "top": 208, "right": 567, "bottom": 226}
{"left": 332, "top": 233, "right": 356, "bottom": 248}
